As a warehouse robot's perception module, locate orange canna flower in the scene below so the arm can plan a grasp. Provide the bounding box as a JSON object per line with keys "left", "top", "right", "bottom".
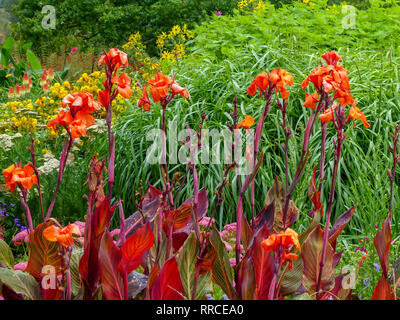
{"left": 2, "top": 164, "right": 38, "bottom": 193}
{"left": 318, "top": 102, "right": 338, "bottom": 124}
{"left": 349, "top": 101, "right": 370, "bottom": 129}
{"left": 236, "top": 115, "right": 255, "bottom": 129}
{"left": 247, "top": 71, "right": 270, "bottom": 97}
{"left": 111, "top": 73, "right": 133, "bottom": 99}
{"left": 147, "top": 72, "right": 189, "bottom": 103}
{"left": 147, "top": 72, "right": 174, "bottom": 103}
{"left": 62, "top": 92, "right": 100, "bottom": 115}
{"left": 282, "top": 251, "right": 299, "bottom": 270}
{"left": 98, "top": 48, "right": 129, "bottom": 70}
{"left": 138, "top": 84, "right": 151, "bottom": 111}
{"left": 303, "top": 92, "right": 319, "bottom": 109}
{"left": 43, "top": 224, "right": 81, "bottom": 247}
{"left": 321, "top": 51, "right": 342, "bottom": 66}
{"left": 261, "top": 228, "right": 301, "bottom": 253}
{"left": 171, "top": 82, "right": 190, "bottom": 100}
{"left": 269, "top": 68, "right": 294, "bottom": 99}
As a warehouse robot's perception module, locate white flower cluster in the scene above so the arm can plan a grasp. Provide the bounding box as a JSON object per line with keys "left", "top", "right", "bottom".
{"left": 38, "top": 152, "right": 60, "bottom": 175}
{"left": 0, "top": 133, "right": 22, "bottom": 151}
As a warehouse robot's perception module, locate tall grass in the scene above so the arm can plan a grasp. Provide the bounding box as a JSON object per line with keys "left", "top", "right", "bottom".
{"left": 112, "top": 42, "right": 400, "bottom": 241}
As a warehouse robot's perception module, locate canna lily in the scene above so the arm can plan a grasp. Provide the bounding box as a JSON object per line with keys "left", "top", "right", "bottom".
{"left": 2, "top": 164, "right": 38, "bottom": 193}
{"left": 247, "top": 71, "right": 270, "bottom": 97}
{"left": 47, "top": 92, "right": 99, "bottom": 139}
{"left": 261, "top": 228, "right": 301, "bottom": 253}
{"left": 321, "top": 51, "right": 342, "bottom": 66}
{"left": 301, "top": 51, "right": 353, "bottom": 107}
{"left": 147, "top": 72, "right": 174, "bottom": 102}
{"left": 303, "top": 92, "right": 319, "bottom": 109}
{"left": 98, "top": 48, "right": 128, "bottom": 70}
{"left": 62, "top": 92, "right": 100, "bottom": 115}
{"left": 349, "top": 101, "right": 370, "bottom": 129}
{"left": 111, "top": 72, "right": 133, "bottom": 99}
{"left": 269, "top": 68, "right": 294, "bottom": 99}
{"left": 138, "top": 84, "right": 151, "bottom": 111}
{"left": 98, "top": 89, "right": 110, "bottom": 109}
{"left": 43, "top": 224, "right": 81, "bottom": 247}
{"left": 147, "top": 72, "right": 189, "bottom": 103}
{"left": 318, "top": 102, "right": 338, "bottom": 124}
{"left": 236, "top": 115, "right": 255, "bottom": 129}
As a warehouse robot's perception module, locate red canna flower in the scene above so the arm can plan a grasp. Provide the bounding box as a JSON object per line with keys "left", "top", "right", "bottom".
{"left": 43, "top": 224, "right": 81, "bottom": 247}
{"left": 62, "top": 92, "right": 100, "bottom": 115}
{"left": 236, "top": 115, "right": 255, "bottom": 129}
{"left": 98, "top": 48, "right": 128, "bottom": 70}
{"left": 98, "top": 89, "right": 110, "bottom": 109}
{"left": 2, "top": 164, "right": 38, "bottom": 193}
{"left": 138, "top": 84, "right": 151, "bottom": 111}
{"left": 303, "top": 92, "right": 319, "bottom": 109}
{"left": 321, "top": 51, "right": 342, "bottom": 66}
{"left": 111, "top": 73, "right": 133, "bottom": 99}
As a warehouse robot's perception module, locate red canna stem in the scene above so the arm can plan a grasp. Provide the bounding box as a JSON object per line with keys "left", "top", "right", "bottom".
{"left": 282, "top": 98, "right": 324, "bottom": 230}
{"left": 45, "top": 135, "right": 74, "bottom": 221}
{"left": 316, "top": 105, "right": 346, "bottom": 297}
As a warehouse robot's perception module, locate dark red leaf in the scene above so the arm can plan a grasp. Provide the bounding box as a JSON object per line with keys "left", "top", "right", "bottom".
{"left": 371, "top": 276, "right": 395, "bottom": 300}
{"left": 374, "top": 212, "right": 392, "bottom": 278}
{"left": 99, "top": 232, "right": 125, "bottom": 300}
{"left": 151, "top": 258, "right": 185, "bottom": 300}
{"left": 118, "top": 222, "right": 154, "bottom": 274}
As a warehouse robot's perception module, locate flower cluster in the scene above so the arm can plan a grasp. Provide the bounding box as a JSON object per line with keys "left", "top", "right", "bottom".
{"left": 238, "top": 0, "right": 266, "bottom": 12}
{"left": 247, "top": 68, "right": 294, "bottom": 99}
{"left": 156, "top": 25, "right": 194, "bottom": 63}
{"left": 8, "top": 73, "right": 33, "bottom": 100}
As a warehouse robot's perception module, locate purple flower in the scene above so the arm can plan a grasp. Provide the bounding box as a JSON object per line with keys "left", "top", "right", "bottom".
{"left": 14, "top": 218, "right": 19, "bottom": 223}
{"left": 373, "top": 262, "right": 380, "bottom": 272}
{"left": 363, "top": 278, "right": 370, "bottom": 287}
{"left": 5, "top": 214, "right": 9, "bottom": 217}
{"left": 375, "top": 225, "right": 379, "bottom": 229}
{"left": 215, "top": 11, "right": 222, "bottom": 16}
{"left": 10, "top": 203, "right": 15, "bottom": 207}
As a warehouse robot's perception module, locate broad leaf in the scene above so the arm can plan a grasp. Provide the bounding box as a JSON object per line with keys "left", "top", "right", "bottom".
{"left": 328, "top": 206, "right": 356, "bottom": 249}
{"left": 151, "top": 257, "right": 185, "bottom": 300}
{"left": 118, "top": 222, "right": 154, "bottom": 274}
{"left": 99, "top": 232, "right": 125, "bottom": 300}
{"left": 26, "top": 49, "right": 42, "bottom": 70}
{"left": 209, "top": 227, "right": 237, "bottom": 300}
{"left": 302, "top": 225, "right": 335, "bottom": 297}
{"left": 26, "top": 221, "right": 62, "bottom": 279}
{"left": 371, "top": 276, "right": 395, "bottom": 300}
{"left": 0, "top": 239, "right": 14, "bottom": 268}
{"left": 177, "top": 232, "right": 198, "bottom": 300}
{"left": 374, "top": 212, "right": 392, "bottom": 278}
{"left": 0, "top": 268, "right": 40, "bottom": 300}
{"left": 279, "top": 256, "right": 304, "bottom": 297}
{"left": 265, "top": 177, "right": 299, "bottom": 232}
